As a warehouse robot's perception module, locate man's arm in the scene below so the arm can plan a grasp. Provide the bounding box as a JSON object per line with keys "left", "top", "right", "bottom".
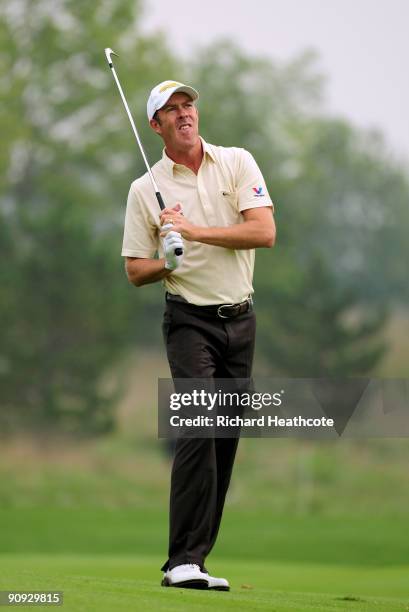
{"left": 160, "top": 206, "right": 276, "bottom": 249}
{"left": 195, "top": 207, "right": 275, "bottom": 249}
{"left": 125, "top": 228, "right": 184, "bottom": 287}
{"left": 125, "top": 257, "right": 172, "bottom": 287}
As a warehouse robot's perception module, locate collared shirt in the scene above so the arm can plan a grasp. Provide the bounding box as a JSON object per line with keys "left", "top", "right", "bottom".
{"left": 121, "top": 137, "right": 273, "bottom": 305}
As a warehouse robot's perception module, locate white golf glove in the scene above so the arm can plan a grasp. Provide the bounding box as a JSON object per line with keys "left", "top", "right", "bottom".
{"left": 162, "top": 224, "right": 184, "bottom": 271}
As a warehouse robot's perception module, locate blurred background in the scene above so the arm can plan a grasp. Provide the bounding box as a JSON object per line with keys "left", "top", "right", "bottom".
{"left": 1, "top": 0, "right": 409, "bottom": 583}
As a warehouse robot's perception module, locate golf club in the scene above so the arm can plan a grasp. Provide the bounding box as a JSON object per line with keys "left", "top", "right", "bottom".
{"left": 104, "top": 47, "right": 183, "bottom": 256}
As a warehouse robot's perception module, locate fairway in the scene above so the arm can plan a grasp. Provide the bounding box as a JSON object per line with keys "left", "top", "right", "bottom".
{"left": 2, "top": 436, "right": 409, "bottom": 612}
{"left": 1, "top": 554, "right": 409, "bottom": 611}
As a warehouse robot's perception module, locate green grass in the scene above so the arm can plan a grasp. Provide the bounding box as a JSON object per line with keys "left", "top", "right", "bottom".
{"left": 2, "top": 411, "right": 409, "bottom": 611}
{"left": 1, "top": 507, "right": 409, "bottom": 567}
{"left": 1, "top": 322, "right": 409, "bottom": 611}
{"left": 1, "top": 554, "right": 409, "bottom": 611}
{"left": 3, "top": 433, "right": 409, "bottom": 517}
{"left": 2, "top": 506, "right": 409, "bottom": 610}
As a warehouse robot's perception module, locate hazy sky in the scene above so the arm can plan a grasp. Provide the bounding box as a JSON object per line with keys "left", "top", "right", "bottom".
{"left": 142, "top": 0, "right": 408, "bottom": 162}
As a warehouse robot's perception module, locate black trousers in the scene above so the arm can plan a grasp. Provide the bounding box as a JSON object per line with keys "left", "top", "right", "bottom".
{"left": 161, "top": 299, "right": 256, "bottom": 571}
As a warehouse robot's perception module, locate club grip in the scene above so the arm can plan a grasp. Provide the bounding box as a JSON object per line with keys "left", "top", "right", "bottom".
{"left": 155, "top": 191, "right": 165, "bottom": 211}
{"left": 156, "top": 193, "right": 182, "bottom": 254}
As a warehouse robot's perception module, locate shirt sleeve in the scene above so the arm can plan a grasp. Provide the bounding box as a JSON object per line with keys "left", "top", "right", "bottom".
{"left": 236, "top": 149, "right": 274, "bottom": 213}
{"left": 121, "top": 183, "right": 159, "bottom": 258}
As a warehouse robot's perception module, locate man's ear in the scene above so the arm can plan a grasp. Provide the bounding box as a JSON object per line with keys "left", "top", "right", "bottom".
{"left": 149, "top": 118, "right": 162, "bottom": 135}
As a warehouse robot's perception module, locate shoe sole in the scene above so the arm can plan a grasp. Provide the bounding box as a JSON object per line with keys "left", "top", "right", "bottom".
{"left": 161, "top": 578, "right": 209, "bottom": 589}
{"left": 209, "top": 585, "right": 230, "bottom": 591}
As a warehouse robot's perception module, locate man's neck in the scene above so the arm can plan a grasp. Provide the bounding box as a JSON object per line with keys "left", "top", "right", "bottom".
{"left": 165, "top": 137, "right": 203, "bottom": 175}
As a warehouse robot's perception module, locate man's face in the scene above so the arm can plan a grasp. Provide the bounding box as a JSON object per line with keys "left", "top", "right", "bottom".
{"left": 150, "top": 92, "right": 199, "bottom": 150}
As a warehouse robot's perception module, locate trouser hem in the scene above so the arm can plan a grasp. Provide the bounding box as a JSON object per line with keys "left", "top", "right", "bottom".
{"left": 162, "top": 558, "right": 205, "bottom": 572}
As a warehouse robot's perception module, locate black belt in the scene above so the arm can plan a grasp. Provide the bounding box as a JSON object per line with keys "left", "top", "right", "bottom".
{"left": 166, "top": 292, "right": 253, "bottom": 319}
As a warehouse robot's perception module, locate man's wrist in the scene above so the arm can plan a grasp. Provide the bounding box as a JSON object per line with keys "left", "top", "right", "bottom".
{"left": 190, "top": 226, "right": 204, "bottom": 242}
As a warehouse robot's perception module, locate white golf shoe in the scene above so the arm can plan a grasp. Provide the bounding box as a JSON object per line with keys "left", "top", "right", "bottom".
{"left": 205, "top": 571, "right": 230, "bottom": 591}
{"left": 161, "top": 563, "right": 209, "bottom": 589}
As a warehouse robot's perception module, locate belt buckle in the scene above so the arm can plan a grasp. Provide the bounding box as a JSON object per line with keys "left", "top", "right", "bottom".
{"left": 217, "top": 303, "right": 235, "bottom": 319}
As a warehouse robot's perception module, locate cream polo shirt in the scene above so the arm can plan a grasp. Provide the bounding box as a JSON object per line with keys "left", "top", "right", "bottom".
{"left": 122, "top": 137, "right": 273, "bottom": 306}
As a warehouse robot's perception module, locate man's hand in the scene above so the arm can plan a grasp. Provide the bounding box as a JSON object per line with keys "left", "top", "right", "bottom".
{"left": 160, "top": 203, "right": 198, "bottom": 241}
{"left": 163, "top": 228, "right": 184, "bottom": 270}
{"left": 159, "top": 203, "right": 276, "bottom": 250}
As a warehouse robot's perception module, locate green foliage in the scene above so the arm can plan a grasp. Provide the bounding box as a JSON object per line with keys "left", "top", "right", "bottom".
{"left": 256, "top": 253, "right": 387, "bottom": 375}
{"left": 280, "top": 117, "right": 409, "bottom": 302}
{"left": 1, "top": 7, "right": 409, "bottom": 434}
{"left": 0, "top": 0, "right": 181, "bottom": 433}
{"left": 189, "top": 40, "right": 408, "bottom": 374}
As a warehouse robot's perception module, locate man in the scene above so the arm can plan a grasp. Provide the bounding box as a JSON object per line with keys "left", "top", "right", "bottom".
{"left": 122, "top": 80, "right": 276, "bottom": 591}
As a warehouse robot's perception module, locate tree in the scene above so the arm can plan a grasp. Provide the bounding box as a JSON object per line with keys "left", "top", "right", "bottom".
{"left": 0, "top": 0, "right": 180, "bottom": 433}
{"left": 188, "top": 40, "right": 408, "bottom": 375}
{"left": 256, "top": 253, "right": 387, "bottom": 376}
{"left": 1, "top": 15, "right": 408, "bottom": 434}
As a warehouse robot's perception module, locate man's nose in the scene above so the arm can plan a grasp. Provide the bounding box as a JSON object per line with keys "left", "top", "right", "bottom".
{"left": 177, "top": 106, "right": 189, "bottom": 118}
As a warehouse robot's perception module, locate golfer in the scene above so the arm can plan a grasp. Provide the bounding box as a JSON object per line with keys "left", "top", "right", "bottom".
{"left": 121, "top": 80, "right": 276, "bottom": 590}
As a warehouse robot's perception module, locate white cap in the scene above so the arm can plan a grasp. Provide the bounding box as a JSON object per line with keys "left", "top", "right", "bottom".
{"left": 147, "top": 80, "right": 199, "bottom": 121}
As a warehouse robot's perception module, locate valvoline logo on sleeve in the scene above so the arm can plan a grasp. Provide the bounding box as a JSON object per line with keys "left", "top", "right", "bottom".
{"left": 253, "top": 186, "right": 264, "bottom": 197}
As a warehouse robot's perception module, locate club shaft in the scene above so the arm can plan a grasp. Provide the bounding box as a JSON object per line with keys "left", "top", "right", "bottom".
{"left": 105, "top": 50, "right": 182, "bottom": 255}
{"left": 108, "top": 63, "right": 161, "bottom": 198}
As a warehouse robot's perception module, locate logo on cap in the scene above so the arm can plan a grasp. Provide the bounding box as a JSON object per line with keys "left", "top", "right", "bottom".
{"left": 159, "top": 81, "right": 182, "bottom": 93}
